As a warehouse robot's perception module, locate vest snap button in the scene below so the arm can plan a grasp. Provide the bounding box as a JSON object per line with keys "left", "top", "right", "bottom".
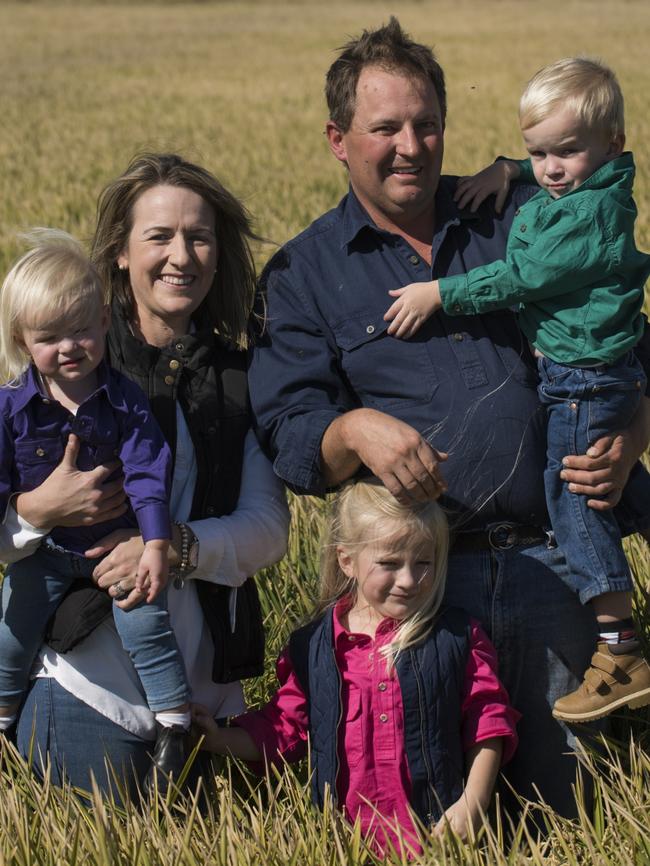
{"left": 378, "top": 682, "right": 387, "bottom": 691}
{"left": 164, "top": 375, "right": 174, "bottom": 386}
{"left": 379, "top": 713, "right": 388, "bottom": 723}
{"left": 35, "top": 447, "right": 46, "bottom": 457}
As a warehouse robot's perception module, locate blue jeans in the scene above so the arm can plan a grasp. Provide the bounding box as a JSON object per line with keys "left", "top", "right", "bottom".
{"left": 0, "top": 543, "right": 189, "bottom": 711}
{"left": 445, "top": 541, "right": 606, "bottom": 819}
{"left": 538, "top": 352, "right": 650, "bottom": 603}
{"left": 16, "top": 678, "right": 218, "bottom": 805}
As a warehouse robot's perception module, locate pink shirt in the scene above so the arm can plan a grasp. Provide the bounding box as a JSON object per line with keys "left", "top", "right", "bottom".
{"left": 236, "top": 602, "right": 519, "bottom": 854}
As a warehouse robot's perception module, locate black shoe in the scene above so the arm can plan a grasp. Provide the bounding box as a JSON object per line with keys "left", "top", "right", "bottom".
{"left": 145, "top": 723, "right": 191, "bottom": 796}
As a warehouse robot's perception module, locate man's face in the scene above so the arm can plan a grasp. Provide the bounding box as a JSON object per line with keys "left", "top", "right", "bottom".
{"left": 326, "top": 65, "right": 444, "bottom": 232}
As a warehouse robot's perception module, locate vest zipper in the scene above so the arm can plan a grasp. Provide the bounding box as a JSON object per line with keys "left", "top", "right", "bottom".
{"left": 332, "top": 641, "right": 342, "bottom": 805}
{"left": 412, "top": 649, "right": 435, "bottom": 823}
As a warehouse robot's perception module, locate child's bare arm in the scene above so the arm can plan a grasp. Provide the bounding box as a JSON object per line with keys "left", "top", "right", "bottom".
{"left": 434, "top": 737, "right": 502, "bottom": 840}
{"left": 136, "top": 539, "right": 169, "bottom": 602}
{"left": 455, "top": 160, "right": 521, "bottom": 214}
{"left": 384, "top": 280, "right": 442, "bottom": 339}
{"left": 192, "top": 704, "right": 262, "bottom": 760}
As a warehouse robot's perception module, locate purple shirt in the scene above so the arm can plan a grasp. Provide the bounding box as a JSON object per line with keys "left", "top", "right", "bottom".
{"left": 0, "top": 362, "right": 171, "bottom": 553}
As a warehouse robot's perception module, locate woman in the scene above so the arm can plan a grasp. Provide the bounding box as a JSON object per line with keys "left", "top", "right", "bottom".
{"left": 3, "top": 153, "right": 289, "bottom": 796}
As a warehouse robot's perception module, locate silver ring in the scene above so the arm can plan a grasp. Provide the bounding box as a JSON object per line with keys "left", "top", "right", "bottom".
{"left": 113, "top": 581, "right": 129, "bottom": 601}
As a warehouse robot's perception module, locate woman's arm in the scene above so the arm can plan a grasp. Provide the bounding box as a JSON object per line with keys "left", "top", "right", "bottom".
{"left": 90, "top": 429, "right": 289, "bottom": 600}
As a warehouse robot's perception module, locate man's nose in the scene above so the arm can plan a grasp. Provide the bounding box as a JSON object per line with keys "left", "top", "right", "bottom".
{"left": 395, "top": 125, "right": 420, "bottom": 157}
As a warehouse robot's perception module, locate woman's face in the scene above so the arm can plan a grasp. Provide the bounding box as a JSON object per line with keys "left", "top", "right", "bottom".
{"left": 117, "top": 184, "right": 218, "bottom": 342}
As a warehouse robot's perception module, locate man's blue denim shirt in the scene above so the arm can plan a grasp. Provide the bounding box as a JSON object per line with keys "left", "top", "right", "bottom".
{"left": 249, "top": 178, "right": 650, "bottom": 531}
{"left": 0, "top": 362, "right": 171, "bottom": 553}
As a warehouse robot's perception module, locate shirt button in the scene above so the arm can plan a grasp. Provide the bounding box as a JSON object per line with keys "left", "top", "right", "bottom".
{"left": 378, "top": 682, "right": 387, "bottom": 691}
{"left": 175, "top": 342, "right": 184, "bottom": 351}
{"left": 379, "top": 713, "right": 388, "bottom": 723}
{"left": 207, "top": 506, "right": 215, "bottom": 515}
{"left": 169, "top": 359, "right": 180, "bottom": 370}
{"left": 164, "top": 375, "right": 175, "bottom": 386}
{"left": 520, "top": 224, "right": 527, "bottom": 232}
{"left": 409, "top": 254, "right": 420, "bottom": 265}
{"left": 42, "top": 398, "right": 50, "bottom": 405}
{"left": 514, "top": 209, "right": 521, "bottom": 216}
{"left": 453, "top": 304, "right": 462, "bottom": 313}
{"left": 366, "top": 325, "right": 375, "bottom": 335}
{"left": 347, "top": 634, "right": 357, "bottom": 641}
{"left": 452, "top": 332, "right": 464, "bottom": 342}
{"left": 35, "top": 447, "right": 46, "bottom": 457}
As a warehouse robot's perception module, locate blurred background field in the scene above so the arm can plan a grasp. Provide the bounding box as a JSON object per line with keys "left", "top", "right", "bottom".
{"left": 0, "top": 1, "right": 649, "bottom": 863}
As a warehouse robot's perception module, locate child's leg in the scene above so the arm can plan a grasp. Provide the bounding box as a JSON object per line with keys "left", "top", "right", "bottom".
{"left": 538, "top": 356, "right": 650, "bottom": 721}
{"left": 538, "top": 356, "right": 643, "bottom": 606}
{"left": 112, "top": 592, "right": 192, "bottom": 787}
{"left": 0, "top": 546, "right": 74, "bottom": 724}
{"left": 111, "top": 590, "right": 190, "bottom": 718}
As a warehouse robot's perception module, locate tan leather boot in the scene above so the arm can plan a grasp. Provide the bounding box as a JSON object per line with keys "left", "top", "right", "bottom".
{"left": 552, "top": 642, "right": 650, "bottom": 722}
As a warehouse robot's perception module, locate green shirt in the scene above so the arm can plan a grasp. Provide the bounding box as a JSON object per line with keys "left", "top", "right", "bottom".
{"left": 439, "top": 153, "right": 650, "bottom": 365}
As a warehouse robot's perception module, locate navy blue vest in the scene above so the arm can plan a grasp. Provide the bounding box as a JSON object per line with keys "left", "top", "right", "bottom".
{"left": 288, "top": 606, "right": 471, "bottom": 825}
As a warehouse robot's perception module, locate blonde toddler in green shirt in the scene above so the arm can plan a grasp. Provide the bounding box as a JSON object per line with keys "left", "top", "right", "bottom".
{"left": 384, "top": 57, "right": 650, "bottom": 724}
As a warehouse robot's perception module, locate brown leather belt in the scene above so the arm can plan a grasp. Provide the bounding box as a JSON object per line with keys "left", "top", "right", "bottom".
{"left": 451, "top": 523, "right": 555, "bottom": 552}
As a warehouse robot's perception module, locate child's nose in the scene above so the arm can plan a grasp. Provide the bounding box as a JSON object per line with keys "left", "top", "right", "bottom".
{"left": 59, "top": 336, "right": 77, "bottom": 351}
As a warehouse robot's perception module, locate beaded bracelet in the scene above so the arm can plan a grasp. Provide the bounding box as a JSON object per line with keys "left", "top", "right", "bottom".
{"left": 171, "top": 521, "right": 198, "bottom": 588}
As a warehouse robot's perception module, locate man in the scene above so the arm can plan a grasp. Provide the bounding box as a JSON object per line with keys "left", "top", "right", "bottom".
{"left": 249, "top": 18, "right": 650, "bottom": 817}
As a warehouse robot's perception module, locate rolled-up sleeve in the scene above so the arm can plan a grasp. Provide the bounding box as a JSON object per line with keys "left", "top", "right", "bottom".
{"left": 234, "top": 649, "right": 310, "bottom": 769}
{"left": 461, "top": 621, "right": 520, "bottom": 765}
{"left": 249, "top": 251, "right": 356, "bottom": 496}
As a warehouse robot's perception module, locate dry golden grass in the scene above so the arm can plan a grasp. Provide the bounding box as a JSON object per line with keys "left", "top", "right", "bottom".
{"left": 0, "top": 2, "right": 650, "bottom": 861}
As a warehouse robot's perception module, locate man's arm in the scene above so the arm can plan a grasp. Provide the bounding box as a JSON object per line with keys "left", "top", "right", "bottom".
{"left": 321, "top": 408, "right": 447, "bottom": 502}
{"left": 561, "top": 394, "right": 650, "bottom": 510}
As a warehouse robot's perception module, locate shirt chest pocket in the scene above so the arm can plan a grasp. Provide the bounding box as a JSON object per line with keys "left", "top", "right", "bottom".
{"left": 13, "top": 437, "right": 64, "bottom": 490}
{"left": 332, "top": 312, "right": 439, "bottom": 410}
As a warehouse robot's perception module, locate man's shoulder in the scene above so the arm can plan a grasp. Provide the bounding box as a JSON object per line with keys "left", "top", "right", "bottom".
{"left": 261, "top": 197, "right": 348, "bottom": 279}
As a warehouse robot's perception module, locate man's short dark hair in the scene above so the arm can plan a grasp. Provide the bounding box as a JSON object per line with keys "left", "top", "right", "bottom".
{"left": 325, "top": 17, "right": 447, "bottom": 132}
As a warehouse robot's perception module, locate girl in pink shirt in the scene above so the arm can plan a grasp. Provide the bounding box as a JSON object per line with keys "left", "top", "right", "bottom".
{"left": 194, "top": 480, "right": 518, "bottom": 854}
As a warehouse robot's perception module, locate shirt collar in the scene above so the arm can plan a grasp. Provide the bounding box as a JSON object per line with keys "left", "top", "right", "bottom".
{"left": 332, "top": 595, "right": 400, "bottom": 645}
{"left": 8, "top": 359, "right": 121, "bottom": 417}
{"left": 339, "top": 179, "right": 472, "bottom": 251}
{"left": 7, "top": 365, "right": 44, "bottom": 417}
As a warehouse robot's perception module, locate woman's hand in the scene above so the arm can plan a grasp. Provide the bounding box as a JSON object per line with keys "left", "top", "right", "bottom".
{"left": 15, "top": 434, "right": 127, "bottom": 530}
{"left": 87, "top": 529, "right": 148, "bottom": 610}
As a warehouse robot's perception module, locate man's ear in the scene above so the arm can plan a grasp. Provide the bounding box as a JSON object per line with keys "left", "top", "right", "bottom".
{"left": 326, "top": 121, "right": 348, "bottom": 166}
{"left": 607, "top": 132, "right": 625, "bottom": 158}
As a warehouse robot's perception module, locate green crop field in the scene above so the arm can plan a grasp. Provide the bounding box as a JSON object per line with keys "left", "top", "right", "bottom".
{"left": 0, "top": 1, "right": 649, "bottom": 863}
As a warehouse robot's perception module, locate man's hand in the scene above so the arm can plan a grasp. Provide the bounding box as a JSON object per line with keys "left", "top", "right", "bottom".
{"left": 454, "top": 160, "right": 521, "bottom": 214}
{"left": 15, "top": 434, "right": 127, "bottom": 530}
{"left": 384, "top": 280, "right": 442, "bottom": 339}
{"left": 321, "top": 409, "right": 447, "bottom": 503}
{"left": 561, "top": 397, "right": 650, "bottom": 510}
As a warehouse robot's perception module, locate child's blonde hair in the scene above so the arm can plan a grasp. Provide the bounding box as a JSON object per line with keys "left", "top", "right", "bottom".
{"left": 519, "top": 57, "right": 624, "bottom": 139}
{"left": 319, "top": 479, "right": 449, "bottom": 664}
{"left": 0, "top": 229, "right": 107, "bottom": 384}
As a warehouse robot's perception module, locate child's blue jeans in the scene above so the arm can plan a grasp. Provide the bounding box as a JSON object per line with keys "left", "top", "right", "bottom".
{"left": 538, "top": 351, "right": 650, "bottom": 604}
{"left": 0, "top": 541, "right": 189, "bottom": 711}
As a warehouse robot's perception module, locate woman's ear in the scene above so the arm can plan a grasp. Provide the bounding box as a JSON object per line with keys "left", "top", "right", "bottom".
{"left": 337, "top": 546, "right": 356, "bottom": 579}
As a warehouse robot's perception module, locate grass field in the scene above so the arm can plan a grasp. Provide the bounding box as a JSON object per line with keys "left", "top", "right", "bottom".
{"left": 1, "top": 1, "right": 650, "bottom": 863}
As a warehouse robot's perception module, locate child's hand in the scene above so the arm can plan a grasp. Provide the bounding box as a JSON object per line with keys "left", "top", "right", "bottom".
{"left": 191, "top": 703, "right": 222, "bottom": 752}
{"left": 454, "top": 160, "right": 521, "bottom": 214}
{"left": 136, "top": 539, "right": 169, "bottom": 602}
{"left": 433, "top": 796, "right": 481, "bottom": 841}
{"left": 384, "top": 281, "right": 442, "bottom": 339}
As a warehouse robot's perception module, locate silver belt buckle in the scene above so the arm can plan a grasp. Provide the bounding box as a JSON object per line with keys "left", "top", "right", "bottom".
{"left": 488, "top": 523, "right": 517, "bottom": 550}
